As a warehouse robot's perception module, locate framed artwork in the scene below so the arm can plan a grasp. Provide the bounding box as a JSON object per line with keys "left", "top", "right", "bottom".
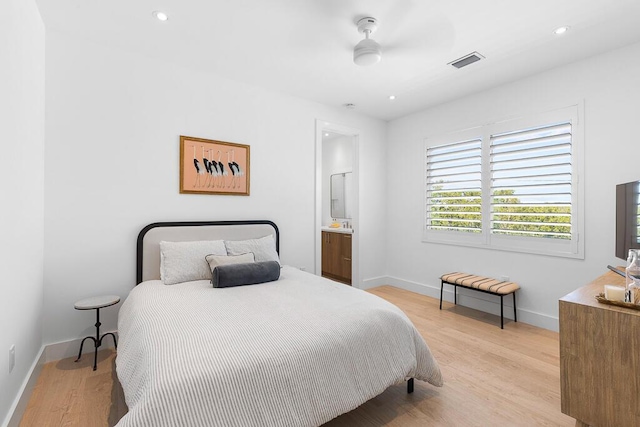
{"left": 180, "top": 136, "right": 250, "bottom": 195}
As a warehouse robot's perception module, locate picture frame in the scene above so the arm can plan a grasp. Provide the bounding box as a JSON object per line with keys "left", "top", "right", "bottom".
{"left": 180, "top": 135, "right": 250, "bottom": 196}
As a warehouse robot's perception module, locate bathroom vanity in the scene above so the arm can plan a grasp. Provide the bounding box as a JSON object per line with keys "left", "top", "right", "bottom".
{"left": 321, "top": 229, "right": 352, "bottom": 285}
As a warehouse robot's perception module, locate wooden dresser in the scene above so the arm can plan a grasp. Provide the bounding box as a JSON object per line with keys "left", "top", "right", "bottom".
{"left": 321, "top": 230, "right": 352, "bottom": 285}
{"left": 559, "top": 270, "right": 640, "bottom": 427}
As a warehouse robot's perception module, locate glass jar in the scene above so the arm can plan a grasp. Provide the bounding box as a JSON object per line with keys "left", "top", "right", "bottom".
{"left": 625, "top": 249, "right": 640, "bottom": 304}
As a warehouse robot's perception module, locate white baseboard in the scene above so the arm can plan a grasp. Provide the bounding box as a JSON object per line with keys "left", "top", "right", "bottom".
{"left": 375, "top": 276, "right": 559, "bottom": 332}
{"left": 2, "top": 331, "right": 119, "bottom": 427}
{"left": 360, "top": 275, "right": 389, "bottom": 290}
{"left": 4, "top": 346, "right": 45, "bottom": 427}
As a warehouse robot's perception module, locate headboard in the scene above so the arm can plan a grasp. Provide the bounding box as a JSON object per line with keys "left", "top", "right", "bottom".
{"left": 136, "top": 220, "right": 279, "bottom": 284}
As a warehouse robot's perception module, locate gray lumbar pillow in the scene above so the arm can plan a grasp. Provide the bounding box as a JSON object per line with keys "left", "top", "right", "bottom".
{"left": 211, "top": 261, "right": 280, "bottom": 288}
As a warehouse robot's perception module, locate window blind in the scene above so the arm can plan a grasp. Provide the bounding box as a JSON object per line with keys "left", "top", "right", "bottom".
{"left": 426, "top": 138, "right": 482, "bottom": 233}
{"left": 490, "top": 122, "right": 572, "bottom": 239}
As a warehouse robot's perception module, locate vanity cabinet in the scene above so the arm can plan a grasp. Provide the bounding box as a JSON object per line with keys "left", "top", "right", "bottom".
{"left": 321, "top": 231, "right": 352, "bottom": 285}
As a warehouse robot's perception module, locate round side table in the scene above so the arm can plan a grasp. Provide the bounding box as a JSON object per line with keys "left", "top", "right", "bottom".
{"left": 74, "top": 295, "right": 120, "bottom": 371}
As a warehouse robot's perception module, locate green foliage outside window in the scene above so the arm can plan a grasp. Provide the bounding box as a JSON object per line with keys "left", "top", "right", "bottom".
{"left": 429, "top": 187, "right": 571, "bottom": 239}
{"left": 429, "top": 188, "right": 482, "bottom": 232}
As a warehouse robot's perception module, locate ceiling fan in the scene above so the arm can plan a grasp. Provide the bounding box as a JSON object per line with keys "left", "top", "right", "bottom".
{"left": 353, "top": 17, "right": 382, "bottom": 66}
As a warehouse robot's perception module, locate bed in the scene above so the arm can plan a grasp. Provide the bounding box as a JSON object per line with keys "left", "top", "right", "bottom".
{"left": 116, "top": 220, "right": 443, "bottom": 427}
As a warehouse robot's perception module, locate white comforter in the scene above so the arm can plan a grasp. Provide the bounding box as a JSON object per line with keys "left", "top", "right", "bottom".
{"left": 116, "top": 266, "right": 442, "bottom": 427}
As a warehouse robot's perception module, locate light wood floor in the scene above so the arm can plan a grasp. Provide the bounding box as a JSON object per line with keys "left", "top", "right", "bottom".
{"left": 21, "top": 286, "right": 574, "bottom": 427}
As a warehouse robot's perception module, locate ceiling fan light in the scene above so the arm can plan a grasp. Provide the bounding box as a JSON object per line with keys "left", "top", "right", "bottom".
{"left": 152, "top": 11, "right": 169, "bottom": 21}
{"left": 353, "top": 38, "right": 381, "bottom": 66}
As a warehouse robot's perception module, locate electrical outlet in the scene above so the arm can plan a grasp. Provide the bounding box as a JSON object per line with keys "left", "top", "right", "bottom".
{"left": 500, "top": 275, "right": 510, "bottom": 282}
{"left": 9, "top": 345, "right": 15, "bottom": 373}
{"left": 299, "top": 266, "right": 306, "bottom": 271}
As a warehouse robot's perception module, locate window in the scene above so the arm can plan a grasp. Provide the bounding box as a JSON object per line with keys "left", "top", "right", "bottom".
{"left": 426, "top": 138, "right": 482, "bottom": 234}
{"left": 490, "top": 122, "right": 572, "bottom": 239}
{"left": 424, "top": 106, "right": 584, "bottom": 258}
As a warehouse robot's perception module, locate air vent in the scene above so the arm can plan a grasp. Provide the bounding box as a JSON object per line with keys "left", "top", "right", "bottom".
{"left": 449, "top": 52, "right": 485, "bottom": 69}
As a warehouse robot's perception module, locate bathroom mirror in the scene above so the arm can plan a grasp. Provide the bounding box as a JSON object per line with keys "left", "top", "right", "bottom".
{"left": 331, "top": 172, "right": 353, "bottom": 219}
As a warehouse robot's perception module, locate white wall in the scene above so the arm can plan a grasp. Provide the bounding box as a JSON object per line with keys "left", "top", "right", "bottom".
{"left": 322, "top": 136, "right": 354, "bottom": 225}
{"left": 43, "top": 32, "right": 388, "bottom": 345}
{"left": 0, "top": 0, "right": 45, "bottom": 424}
{"left": 40, "top": 9, "right": 640, "bottom": 356}
{"left": 386, "top": 41, "right": 640, "bottom": 330}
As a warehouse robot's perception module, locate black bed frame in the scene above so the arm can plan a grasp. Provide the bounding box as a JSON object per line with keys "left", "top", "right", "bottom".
{"left": 135, "top": 219, "right": 415, "bottom": 394}
{"left": 136, "top": 220, "right": 279, "bottom": 285}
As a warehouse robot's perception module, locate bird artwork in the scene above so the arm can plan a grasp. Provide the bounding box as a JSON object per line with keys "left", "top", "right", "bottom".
{"left": 191, "top": 145, "right": 203, "bottom": 188}
{"left": 206, "top": 149, "right": 218, "bottom": 188}
{"left": 180, "top": 136, "right": 249, "bottom": 195}
{"left": 232, "top": 149, "right": 242, "bottom": 176}
{"left": 210, "top": 149, "right": 222, "bottom": 188}
{"left": 227, "top": 151, "right": 237, "bottom": 189}
{"left": 217, "top": 150, "right": 228, "bottom": 187}
{"left": 202, "top": 147, "right": 212, "bottom": 188}
{"left": 228, "top": 149, "right": 243, "bottom": 189}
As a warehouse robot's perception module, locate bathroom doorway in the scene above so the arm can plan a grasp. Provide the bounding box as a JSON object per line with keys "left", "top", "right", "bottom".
{"left": 314, "top": 120, "right": 360, "bottom": 287}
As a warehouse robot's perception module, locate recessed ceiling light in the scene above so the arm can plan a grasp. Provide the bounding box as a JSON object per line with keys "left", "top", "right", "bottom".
{"left": 153, "top": 11, "right": 169, "bottom": 21}
{"left": 554, "top": 26, "right": 569, "bottom": 35}
{"left": 389, "top": 95, "right": 396, "bottom": 100}
{"left": 324, "top": 133, "right": 329, "bottom": 137}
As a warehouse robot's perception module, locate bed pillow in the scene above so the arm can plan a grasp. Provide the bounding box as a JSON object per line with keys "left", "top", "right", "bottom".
{"left": 211, "top": 261, "right": 281, "bottom": 288}
{"left": 205, "top": 252, "right": 255, "bottom": 273}
{"left": 160, "top": 240, "right": 227, "bottom": 285}
{"left": 224, "top": 235, "right": 280, "bottom": 265}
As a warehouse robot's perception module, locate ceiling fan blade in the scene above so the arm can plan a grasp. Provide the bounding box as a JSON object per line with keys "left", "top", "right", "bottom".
{"left": 373, "top": 0, "right": 416, "bottom": 40}
{"left": 380, "top": 10, "right": 456, "bottom": 57}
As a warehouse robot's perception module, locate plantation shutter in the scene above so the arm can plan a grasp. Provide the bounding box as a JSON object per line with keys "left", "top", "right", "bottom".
{"left": 426, "top": 138, "right": 482, "bottom": 233}
{"left": 490, "top": 122, "right": 572, "bottom": 239}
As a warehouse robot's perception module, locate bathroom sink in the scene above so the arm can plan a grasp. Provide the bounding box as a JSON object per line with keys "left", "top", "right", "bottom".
{"left": 321, "top": 226, "right": 353, "bottom": 234}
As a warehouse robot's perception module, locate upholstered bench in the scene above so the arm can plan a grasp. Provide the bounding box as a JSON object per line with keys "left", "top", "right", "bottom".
{"left": 440, "top": 272, "right": 520, "bottom": 329}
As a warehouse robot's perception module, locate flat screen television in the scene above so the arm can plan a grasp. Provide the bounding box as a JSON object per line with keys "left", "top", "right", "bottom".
{"left": 616, "top": 180, "right": 640, "bottom": 260}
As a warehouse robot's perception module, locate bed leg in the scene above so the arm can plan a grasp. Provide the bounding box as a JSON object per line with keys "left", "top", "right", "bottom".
{"left": 407, "top": 378, "right": 414, "bottom": 394}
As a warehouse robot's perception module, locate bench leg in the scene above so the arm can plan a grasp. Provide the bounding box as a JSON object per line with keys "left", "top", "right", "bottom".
{"left": 439, "top": 280, "right": 444, "bottom": 310}
{"left": 500, "top": 295, "right": 504, "bottom": 329}
{"left": 454, "top": 284, "right": 457, "bottom": 305}
{"left": 513, "top": 292, "right": 517, "bottom": 323}
{"left": 407, "top": 378, "right": 414, "bottom": 394}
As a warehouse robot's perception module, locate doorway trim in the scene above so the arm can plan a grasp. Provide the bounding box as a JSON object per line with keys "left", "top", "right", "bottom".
{"left": 314, "top": 119, "right": 360, "bottom": 287}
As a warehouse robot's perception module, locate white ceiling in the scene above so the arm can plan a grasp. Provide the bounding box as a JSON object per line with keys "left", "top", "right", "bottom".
{"left": 35, "top": 0, "right": 640, "bottom": 121}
